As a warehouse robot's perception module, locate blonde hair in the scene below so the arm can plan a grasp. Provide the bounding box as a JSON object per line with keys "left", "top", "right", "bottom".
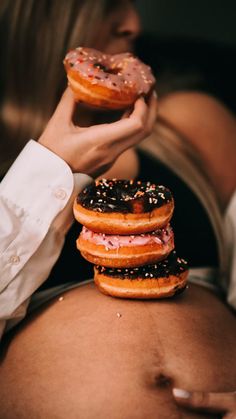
{"left": 0, "top": 0, "right": 109, "bottom": 174}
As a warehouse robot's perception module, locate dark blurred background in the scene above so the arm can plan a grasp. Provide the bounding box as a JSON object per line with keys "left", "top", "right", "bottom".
{"left": 135, "top": 0, "right": 236, "bottom": 113}
{"left": 136, "top": 0, "right": 236, "bottom": 46}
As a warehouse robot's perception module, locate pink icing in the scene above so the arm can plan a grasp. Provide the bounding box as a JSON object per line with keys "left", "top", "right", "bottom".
{"left": 64, "top": 47, "right": 155, "bottom": 95}
{"left": 80, "top": 225, "right": 173, "bottom": 250}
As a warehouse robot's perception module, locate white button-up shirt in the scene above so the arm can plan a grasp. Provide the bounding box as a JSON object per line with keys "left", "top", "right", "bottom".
{"left": 0, "top": 140, "right": 92, "bottom": 339}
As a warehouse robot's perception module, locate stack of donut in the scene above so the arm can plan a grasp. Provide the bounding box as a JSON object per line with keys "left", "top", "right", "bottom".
{"left": 73, "top": 179, "right": 188, "bottom": 299}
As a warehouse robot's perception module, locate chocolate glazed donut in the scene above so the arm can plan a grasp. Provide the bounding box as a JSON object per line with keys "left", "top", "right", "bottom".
{"left": 73, "top": 179, "right": 175, "bottom": 235}
{"left": 64, "top": 47, "right": 155, "bottom": 109}
{"left": 94, "top": 251, "right": 188, "bottom": 299}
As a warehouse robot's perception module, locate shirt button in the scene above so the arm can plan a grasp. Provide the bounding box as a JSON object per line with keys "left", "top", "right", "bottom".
{"left": 53, "top": 188, "right": 67, "bottom": 200}
{"left": 9, "top": 255, "right": 20, "bottom": 265}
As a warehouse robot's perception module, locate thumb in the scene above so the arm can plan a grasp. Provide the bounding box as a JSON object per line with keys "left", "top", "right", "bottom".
{"left": 52, "top": 87, "right": 76, "bottom": 124}
{"left": 173, "top": 388, "right": 236, "bottom": 413}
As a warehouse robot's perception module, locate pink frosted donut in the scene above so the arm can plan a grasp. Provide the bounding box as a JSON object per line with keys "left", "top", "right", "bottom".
{"left": 64, "top": 47, "right": 156, "bottom": 109}
{"left": 76, "top": 224, "right": 174, "bottom": 268}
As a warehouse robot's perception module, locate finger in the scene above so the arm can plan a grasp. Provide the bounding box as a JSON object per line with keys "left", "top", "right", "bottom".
{"left": 121, "top": 95, "right": 152, "bottom": 120}
{"left": 121, "top": 107, "right": 132, "bottom": 119}
{"left": 52, "top": 87, "right": 76, "bottom": 124}
{"left": 119, "top": 97, "right": 149, "bottom": 130}
{"left": 85, "top": 97, "right": 149, "bottom": 143}
{"left": 131, "top": 96, "right": 149, "bottom": 123}
{"left": 144, "top": 90, "right": 158, "bottom": 134}
{"left": 124, "top": 96, "right": 149, "bottom": 130}
{"left": 147, "top": 89, "right": 158, "bottom": 105}
{"left": 173, "top": 388, "right": 236, "bottom": 413}
{"left": 118, "top": 91, "right": 158, "bottom": 149}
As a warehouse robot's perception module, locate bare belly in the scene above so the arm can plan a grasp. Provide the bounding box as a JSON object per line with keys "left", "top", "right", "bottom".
{"left": 0, "top": 282, "right": 235, "bottom": 419}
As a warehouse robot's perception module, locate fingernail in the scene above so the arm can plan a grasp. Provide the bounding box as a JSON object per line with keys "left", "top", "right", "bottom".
{"left": 153, "top": 91, "right": 158, "bottom": 99}
{"left": 173, "top": 388, "right": 191, "bottom": 399}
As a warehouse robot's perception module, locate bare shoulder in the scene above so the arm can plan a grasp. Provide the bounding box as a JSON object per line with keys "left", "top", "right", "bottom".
{"left": 158, "top": 91, "right": 236, "bottom": 148}
{"left": 158, "top": 91, "right": 236, "bottom": 208}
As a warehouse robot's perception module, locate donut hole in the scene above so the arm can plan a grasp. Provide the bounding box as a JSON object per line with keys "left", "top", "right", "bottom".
{"left": 93, "top": 62, "right": 122, "bottom": 76}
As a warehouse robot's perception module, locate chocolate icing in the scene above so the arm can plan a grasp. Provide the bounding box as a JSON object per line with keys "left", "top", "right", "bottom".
{"left": 77, "top": 179, "right": 173, "bottom": 213}
{"left": 95, "top": 251, "right": 188, "bottom": 279}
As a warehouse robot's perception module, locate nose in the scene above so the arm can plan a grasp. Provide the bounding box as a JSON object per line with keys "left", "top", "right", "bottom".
{"left": 116, "top": 5, "right": 141, "bottom": 43}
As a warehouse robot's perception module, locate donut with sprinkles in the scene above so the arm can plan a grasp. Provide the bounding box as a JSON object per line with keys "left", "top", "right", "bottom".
{"left": 73, "top": 179, "right": 175, "bottom": 235}
{"left": 94, "top": 251, "right": 188, "bottom": 299}
{"left": 64, "top": 47, "right": 156, "bottom": 109}
{"left": 77, "top": 224, "right": 175, "bottom": 268}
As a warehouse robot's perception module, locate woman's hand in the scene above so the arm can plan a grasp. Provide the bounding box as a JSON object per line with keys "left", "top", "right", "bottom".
{"left": 38, "top": 88, "right": 157, "bottom": 178}
{"left": 173, "top": 388, "right": 236, "bottom": 418}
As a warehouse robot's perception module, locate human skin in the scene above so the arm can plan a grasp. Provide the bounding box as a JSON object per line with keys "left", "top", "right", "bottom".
{"left": 0, "top": 282, "right": 235, "bottom": 419}
{"left": 158, "top": 91, "right": 236, "bottom": 210}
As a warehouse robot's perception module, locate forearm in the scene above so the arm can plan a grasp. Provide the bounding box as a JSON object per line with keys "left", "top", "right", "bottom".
{"left": 0, "top": 140, "right": 92, "bottom": 338}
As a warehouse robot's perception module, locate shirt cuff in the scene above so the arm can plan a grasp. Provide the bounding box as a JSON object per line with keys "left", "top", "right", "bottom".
{"left": 0, "top": 140, "right": 74, "bottom": 224}
{"left": 1, "top": 140, "right": 93, "bottom": 225}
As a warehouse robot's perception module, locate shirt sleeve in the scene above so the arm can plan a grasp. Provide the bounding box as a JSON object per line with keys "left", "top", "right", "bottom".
{"left": 0, "top": 140, "right": 92, "bottom": 339}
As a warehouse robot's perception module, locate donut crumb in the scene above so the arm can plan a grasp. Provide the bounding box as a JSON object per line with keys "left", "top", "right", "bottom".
{"left": 116, "top": 312, "right": 122, "bottom": 318}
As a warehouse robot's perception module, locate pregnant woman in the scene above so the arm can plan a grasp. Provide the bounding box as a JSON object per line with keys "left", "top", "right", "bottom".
{"left": 1, "top": 113, "right": 236, "bottom": 417}
{"left": 1, "top": 0, "right": 236, "bottom": 417}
